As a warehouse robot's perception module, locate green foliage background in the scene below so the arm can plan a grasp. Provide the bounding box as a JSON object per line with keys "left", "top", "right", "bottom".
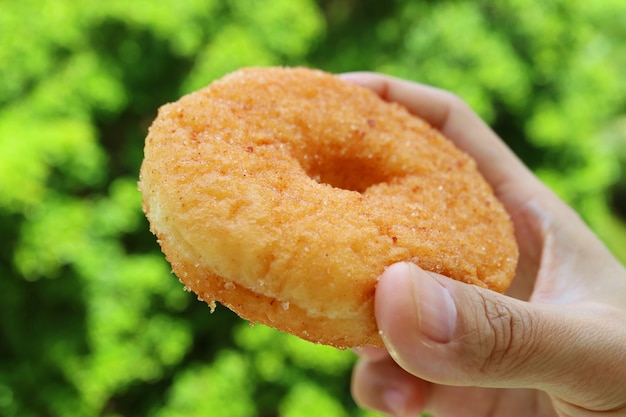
{"left": 2, "top": 1, "right": 626, "bottom": 416}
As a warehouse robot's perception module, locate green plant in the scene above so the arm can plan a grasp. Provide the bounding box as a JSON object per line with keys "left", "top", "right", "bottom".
{"left": 2, "top": 1, "right": 625, "bottom": 416}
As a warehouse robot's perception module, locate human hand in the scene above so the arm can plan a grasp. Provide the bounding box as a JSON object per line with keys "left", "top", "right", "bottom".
{"left": 341, "top": 72, "right": 626, "bottom": 417}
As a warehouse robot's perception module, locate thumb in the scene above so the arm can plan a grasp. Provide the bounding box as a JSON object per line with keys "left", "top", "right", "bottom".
{"left": 375, "top": 262, "right": 626, "bottom": 411}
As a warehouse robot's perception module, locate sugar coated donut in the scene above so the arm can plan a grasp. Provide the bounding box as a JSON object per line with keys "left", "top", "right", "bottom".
{"left": 139, "top": 67, "right": 518, "bottom": 348}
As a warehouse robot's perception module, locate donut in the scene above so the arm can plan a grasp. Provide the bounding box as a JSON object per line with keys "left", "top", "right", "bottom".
{"left": 139, "top": 67, "right": 518, "bottom": 348}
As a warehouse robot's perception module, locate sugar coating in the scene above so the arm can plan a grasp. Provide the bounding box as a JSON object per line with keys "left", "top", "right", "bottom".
{"left": 139, "top": 67, "right": 518, "bottom": 348}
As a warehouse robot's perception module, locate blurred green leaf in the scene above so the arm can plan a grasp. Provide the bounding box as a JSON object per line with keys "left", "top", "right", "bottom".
{"left": 2, "top": 1, "right": 626, "bottom": 416}
{"left": 279, "top": 381, "right": 349, "bottom": 417}
{"left": 155, "top": 351, "right": 255, "bottom": 417}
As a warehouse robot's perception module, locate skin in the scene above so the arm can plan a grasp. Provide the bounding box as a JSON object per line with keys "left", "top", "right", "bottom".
{"left": 340, "top": 72, "right": 626, "bottom": 417}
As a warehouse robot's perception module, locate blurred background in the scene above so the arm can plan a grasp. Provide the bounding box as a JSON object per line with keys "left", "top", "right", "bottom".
{"left": 2, "top": 1, "right": 626, "bottom": 416}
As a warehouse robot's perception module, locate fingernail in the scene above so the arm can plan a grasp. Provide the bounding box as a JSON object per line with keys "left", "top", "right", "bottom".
{"left": 407, "top": 264, "right": 457, "bottom": 343}
{"left": 382, "top": 389, "right": 407, "bottom": 417}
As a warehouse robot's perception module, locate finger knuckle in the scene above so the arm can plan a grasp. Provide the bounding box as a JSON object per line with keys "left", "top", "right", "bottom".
{"left": 445, "top": 92, "right": 472, "bottom": 113}
{"left": 477, "top": 295, "right": 537, "bottom": 378}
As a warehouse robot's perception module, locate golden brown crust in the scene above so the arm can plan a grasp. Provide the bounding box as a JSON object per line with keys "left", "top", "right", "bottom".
{"left": 139, "top": 67, "right": 518, "bottom": 348}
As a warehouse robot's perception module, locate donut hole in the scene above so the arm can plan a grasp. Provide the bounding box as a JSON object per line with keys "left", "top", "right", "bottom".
{"left": 301, "top": 154, "right": 388, "bottom": 193}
